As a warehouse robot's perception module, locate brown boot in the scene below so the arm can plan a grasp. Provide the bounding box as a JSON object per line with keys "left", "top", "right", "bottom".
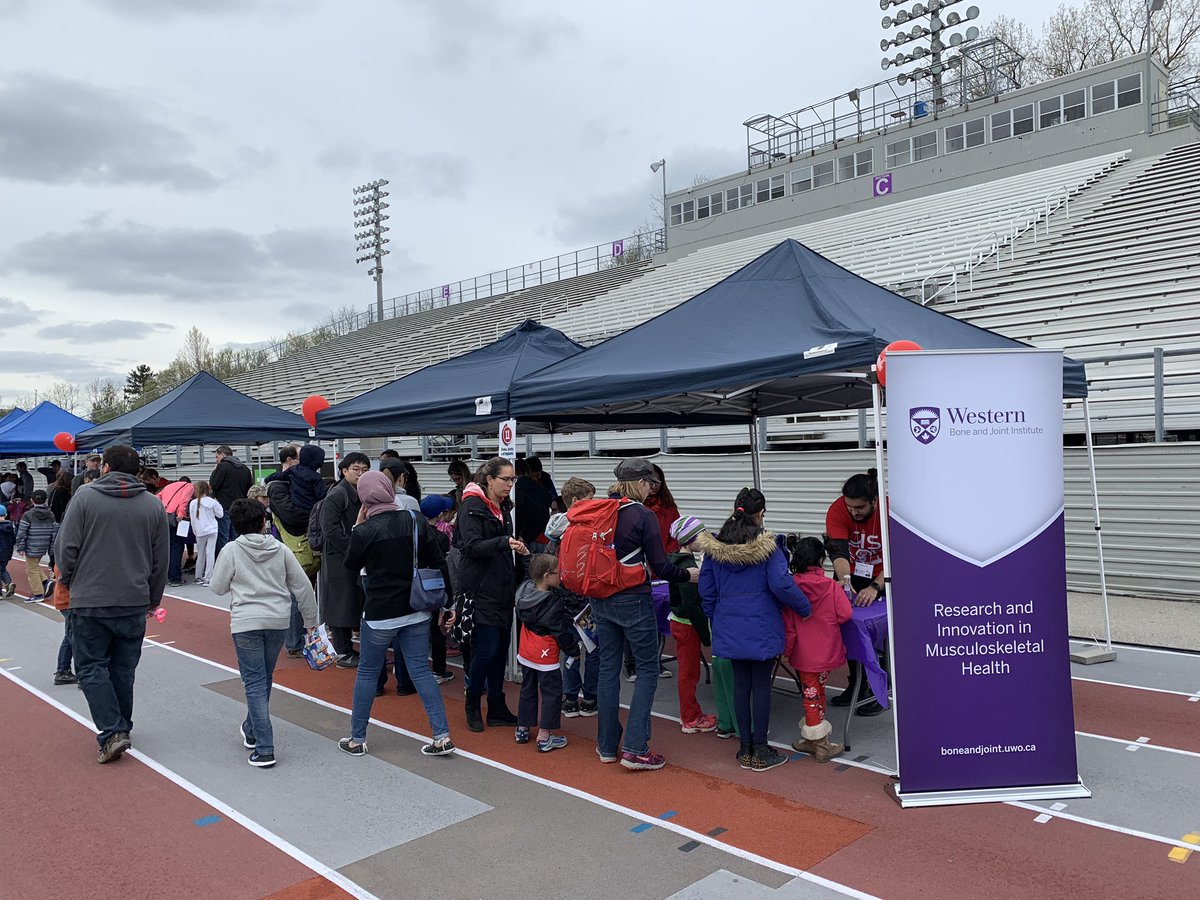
{"left": 812, "top": 735, "right": 845, "bottom": 763}
{"left": 791, "top": 737, "right": 817, "bottom": 755}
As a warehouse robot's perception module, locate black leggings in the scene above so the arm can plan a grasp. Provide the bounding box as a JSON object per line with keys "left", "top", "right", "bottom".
{"left": 731, "top": 658, "right": 774, "bottom": 747}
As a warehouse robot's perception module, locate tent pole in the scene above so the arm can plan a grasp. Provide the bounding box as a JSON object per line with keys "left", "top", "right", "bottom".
{"left": 871, "top": 375, "right": 902, "bottom": 779}
{"left": 748, "top": 419, "right": 762, "bottom": 490}
{"left": 1070, "top": 396, "right": 1116, "bottom": 664}
{"left": 549, "top": 429, "right": 557, "bottom": 482}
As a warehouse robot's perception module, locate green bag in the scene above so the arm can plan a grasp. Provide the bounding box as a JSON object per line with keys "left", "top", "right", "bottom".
{"left": 274, "top": 514, "right": 321, "bottom": 577}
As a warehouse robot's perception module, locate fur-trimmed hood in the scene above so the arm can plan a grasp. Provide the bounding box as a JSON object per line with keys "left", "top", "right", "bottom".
{"left": 694, "top": 530, "right": 777, "bottom": 568}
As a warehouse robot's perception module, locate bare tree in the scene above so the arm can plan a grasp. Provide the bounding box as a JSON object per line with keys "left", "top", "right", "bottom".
{"left": 87, "top": 378, "right": 126, "bottom": 423}
{"left": 45, "top": 381, "right": 83, "bottom": 414}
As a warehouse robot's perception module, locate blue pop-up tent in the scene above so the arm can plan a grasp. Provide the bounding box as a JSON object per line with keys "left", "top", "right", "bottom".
{"left": 317, "top": 320, "right": 586, "bottom": 437}
{"left": 0, "top": 402, "right": 93, "bottom": 457}
{"left": 74, "top": 371, "right": 310, "bottom": 447}
{"left": 509, "top": 239, "right": 1087, "bottom": 430}
{"left": 0, "top": 408, "right": 26, "bottom": 430}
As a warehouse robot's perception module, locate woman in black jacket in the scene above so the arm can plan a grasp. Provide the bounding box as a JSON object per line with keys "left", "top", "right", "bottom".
{"left": 455, "top": 457, "right": 530, "bottom": 732}
{"left": 338, "top": 471, "right": 455, "bottom": 758}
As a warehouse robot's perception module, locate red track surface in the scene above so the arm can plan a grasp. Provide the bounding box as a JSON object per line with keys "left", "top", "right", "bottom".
{"left": 0, "top": 673, "right": 348, "bottom": 900}
{"left": 7, "top": 565, "right": 1200, "bottom": 898}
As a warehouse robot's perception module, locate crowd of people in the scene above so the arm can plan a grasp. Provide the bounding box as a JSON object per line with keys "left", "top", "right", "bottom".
{"left": 5, "top": 444, "right": 889, "bottom": 775}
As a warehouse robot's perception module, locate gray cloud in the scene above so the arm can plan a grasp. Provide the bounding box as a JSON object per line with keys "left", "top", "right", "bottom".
{"left": 37, "top": 319, "right": 173, "bottom": 344}
{"left": 94, "top": 0, "right": 299, "bottom": 19}
{"left": 553, "top": 184, "right": 656, "bottom": 247}
{"left": 0, "top": 350, "right": 120, "bottom": 382}
{"left": 5, "top": 220, "right": 426, "bottom": 302}
{"left": 407, "top": 0, "right": 577, "bottom": 67}
{"left": 317, "top": 145, "right": 473, "bottom": 200}
{"left": 0, "top": 73, "right": 219, "bottom": 190}
{"left": 0, "top": 295, "right": 42, "bottom": 317}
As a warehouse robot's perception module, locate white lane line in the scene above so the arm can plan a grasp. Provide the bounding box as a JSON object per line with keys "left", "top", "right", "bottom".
{"left": 164, "top": 592, "right": 230, "bottom": 611}
{"left": 1071, "top": 675, "right": 1200, "bottom": 699}
{"left": 1080, "top": 732, "right": 1200, "bottom": 759}
{"left": 5, "top": 666, "right": 21, "bottom": 671}
{"left": 1008, "top": 801, "right": 1200, "bottom": 852}
{"left": 0, "top": 666, "right": 380, "bottom": 900}
{"left": 135, "top": 638, "right": 877, "bottom": 898}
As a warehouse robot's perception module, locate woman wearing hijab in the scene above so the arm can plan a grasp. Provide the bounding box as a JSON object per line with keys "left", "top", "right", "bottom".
{"left": 337, "top": 471, "right": 456, "bottom": 758}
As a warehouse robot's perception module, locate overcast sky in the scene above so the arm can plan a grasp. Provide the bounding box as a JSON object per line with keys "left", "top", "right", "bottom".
{"left": 0, "top": 0, "right": 1055, "bottom": 405}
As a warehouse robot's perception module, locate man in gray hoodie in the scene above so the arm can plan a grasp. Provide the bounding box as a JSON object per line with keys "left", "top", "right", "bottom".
{"left": 57, "top": 444, "right": 169, "bottom": 764}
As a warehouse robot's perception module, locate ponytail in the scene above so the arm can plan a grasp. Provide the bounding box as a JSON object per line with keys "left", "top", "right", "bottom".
{"left": 715, "top": 487, "right": 767, "bottom": 545}
{"left": 841, "top": 468, "right": 878, "bottom": 502}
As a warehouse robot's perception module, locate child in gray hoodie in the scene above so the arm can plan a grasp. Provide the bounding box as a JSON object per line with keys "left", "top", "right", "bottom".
{"left": 210, "top": 499, "right": 318, "bottom": 768}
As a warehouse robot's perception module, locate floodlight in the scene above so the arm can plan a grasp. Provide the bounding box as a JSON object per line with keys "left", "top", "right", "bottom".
{"left": 965, "top": 5, "right": 979, "bottom": 19}
{"left": 896, "top": 9, "right": 910, "bottom": 23}
{"left": 882, "top": 57, "right": 892, "bottom": 69}
{"left": 912, "top": 3, "right": 926, "bottom": 15}
{"left": 965, "top": 25, "right": 979, "bottom": 40}
{"left": 880, "top": 0, "right": 891, "bottom": 8}
{"left": 882, "top": 15, "right": 892, "bottom": 27}
{"left": 949, "top": 32, "right": 962, "bottom": 45}
{"left": 910, "top": 24, "right": 925, "bottom": 36}
{"left": 897, "top": 71, "right": 910, "bottom": 85}
{"left": 930, "top": 14, "right": 943, "bottom": 30}
{"left": 947, "top": 11, "right": 960, "bottom": 24}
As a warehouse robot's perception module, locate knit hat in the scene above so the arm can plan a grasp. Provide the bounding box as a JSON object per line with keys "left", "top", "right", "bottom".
{"left": 545, "top": 511, "right": 569, "bottom": 540}
{"left": 0, "top": 504, "right": 6, "bottom": 517}
{"left": 420, "top": 494, "right": 453, "bottom": 519}
{"left": 669, "top": 515, "right": 706, "bottom": 547}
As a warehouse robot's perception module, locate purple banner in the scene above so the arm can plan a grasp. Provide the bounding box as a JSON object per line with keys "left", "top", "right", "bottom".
{"left": 890, "top": 514, "right": 1079, "bottom": 793}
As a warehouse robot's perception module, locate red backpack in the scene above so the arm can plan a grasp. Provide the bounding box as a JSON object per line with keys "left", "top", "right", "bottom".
{"left": 558, "top": 498, "right": 648, "bottom": 598}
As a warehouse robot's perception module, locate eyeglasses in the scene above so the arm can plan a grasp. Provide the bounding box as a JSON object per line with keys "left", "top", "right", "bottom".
{"left": 494, "top": 476, "right": 517, "bottom": 483}
{"left": 348, "top": 465, "right": 370, "bottom": 474}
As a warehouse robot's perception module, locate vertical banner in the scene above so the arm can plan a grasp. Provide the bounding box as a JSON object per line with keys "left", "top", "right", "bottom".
{"left": 886, "top": 349, "right": 1089, "bottom": 807}
{"left": 498, "top": 418, "right": 517, "bottom": 461}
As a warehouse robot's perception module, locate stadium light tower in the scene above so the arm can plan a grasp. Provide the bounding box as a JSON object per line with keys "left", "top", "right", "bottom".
{"left": 880, "top": 1, "right": 981, "bottom": 102}
{"left": 1147, "top": 0, "right": 1165, "bottom": 132}
{"left": 650, "top": 159, "right": 667, "bottom": 249}
{"left": 352, "top": 179, "right": 390, "bottom": 322}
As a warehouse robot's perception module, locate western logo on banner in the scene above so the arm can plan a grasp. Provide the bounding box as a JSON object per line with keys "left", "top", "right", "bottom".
{"left": 885, "top": 349, "right": 1089, "bottom": 807}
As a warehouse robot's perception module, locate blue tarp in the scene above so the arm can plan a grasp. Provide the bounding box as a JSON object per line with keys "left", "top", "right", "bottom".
{"left": 509, "top": 240, "right": 1087, "bottom": 428}
{"left": 75, "top": 371, "right": 310, "bottom": 447}
{"left": 317, "top": 320, "right": 585, "bottom": 437}
{"left": 0, "top": 402, "right": 94, "bottom": 457}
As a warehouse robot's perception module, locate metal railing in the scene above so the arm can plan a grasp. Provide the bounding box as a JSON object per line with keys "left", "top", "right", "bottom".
{"left": 1153, "top": 77, "right": 1200, "bottom": 132}
{"left": 919, "top": 180, "right": 1078, "bottom": 304}
{"left": 264, "top": 227, "right": 664, "bottom": 360}
{"left": 1072, "top": 346, "right": 1200, "bottom": 441}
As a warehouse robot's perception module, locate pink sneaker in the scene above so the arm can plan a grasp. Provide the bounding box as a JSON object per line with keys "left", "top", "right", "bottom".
{"left": 681, "top": 714, "right": 718, "bottom": 734}
{"left": 620, "top": 749, "right": 666, "bottom": 771}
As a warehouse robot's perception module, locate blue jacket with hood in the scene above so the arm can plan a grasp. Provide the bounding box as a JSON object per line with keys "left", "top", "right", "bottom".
{"left": 697, "top": 530, "right": 811, "bottom": 661}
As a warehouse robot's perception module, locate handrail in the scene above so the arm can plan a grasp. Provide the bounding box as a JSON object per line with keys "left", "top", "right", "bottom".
{"left": 965, "top": 231, "right": 1000, "bottom": 292}
{"left": 920, "top": 261, "right": 958, "bottom": 306}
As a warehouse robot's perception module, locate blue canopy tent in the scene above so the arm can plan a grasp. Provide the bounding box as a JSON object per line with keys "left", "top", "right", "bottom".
{"left": 316, "top": 320, "right": 586, "bottom": 437}
{"left": 509, "top": 239, "right": 1086, "bottom": 439}
{"left": 74, "top": 371, "right": 310, "bottom": 448}
{"left": 0, "top": 402, "right": 93, "bottom": 457}
{"left": 0, "top": 408, "right": 26, "bottom": 429}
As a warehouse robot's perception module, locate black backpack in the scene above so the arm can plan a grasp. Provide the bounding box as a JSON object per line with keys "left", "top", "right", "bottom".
{"left": 307, "top": 498, "right": 326, "bottom": 553}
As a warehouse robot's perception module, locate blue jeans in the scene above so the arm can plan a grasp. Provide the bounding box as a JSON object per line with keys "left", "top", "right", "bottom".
{"left": 168, "top": 531, "right": 185, "bottom": 582}
{"left": 215, "top": 514, "right": 230, "bottom": 557}
{"left": 232, "top": 629, "right": 286, "bottom": 755}
{"left": 71, "top": 612, "right": 147, "bottom": 747}
{"left": 57, "top": 610, "right": 74, "bottom": 673}
{"left": 285, "top": 595, "right": 305, "bottom": 652}
{"left": 593, "top": 591, "right": 660, "bottom": 757}
{"left": 465, "top": 622, "right": 510, "bottom": 701}
{"left": 562, "top": 643, "right": 598, "bottom": 701}
{"left": 351, "top": 617, "right": 449, "bottom": 744}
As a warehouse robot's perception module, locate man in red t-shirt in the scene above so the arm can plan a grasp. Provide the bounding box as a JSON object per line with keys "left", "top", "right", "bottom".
{"left": 824, "top": 470, "right": 885, "bottom": 609}
{"left": 824, "top": 469, "right": 886, "bottom": 715}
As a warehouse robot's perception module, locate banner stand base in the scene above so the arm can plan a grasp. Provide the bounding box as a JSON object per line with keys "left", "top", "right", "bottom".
{"left": 1069, "top": 645, "right": 1118, "bottom": 665}
{"left": 893, "top": 781, "right": 1091, "bottom": 809}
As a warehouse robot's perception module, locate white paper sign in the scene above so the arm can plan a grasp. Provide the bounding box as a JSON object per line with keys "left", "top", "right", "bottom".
{"left": 498, "top": 418, "right": 517, "bottom": 461}
{"left": 475, "top": 395, "right": 492, "bottom": 416}
{"left": 176, "top": 520, "right": 191, "bottom": 538}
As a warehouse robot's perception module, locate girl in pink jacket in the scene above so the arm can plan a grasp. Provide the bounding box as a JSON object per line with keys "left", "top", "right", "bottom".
{"left": 783, "top": 537, "right": 852, "bottom": 763}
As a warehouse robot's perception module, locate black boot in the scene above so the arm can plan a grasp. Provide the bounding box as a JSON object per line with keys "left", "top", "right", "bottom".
{"left": 736, "top": 741, "right": 753, "bottom": 768}
{"left": 486, "top": 694, "right": 519, "bottom": 726}
{"left": 465, "top": 694, "right": 484, "bottom": 732}
{"left": 747, "top": 743, "right": 787, "bottom": 772}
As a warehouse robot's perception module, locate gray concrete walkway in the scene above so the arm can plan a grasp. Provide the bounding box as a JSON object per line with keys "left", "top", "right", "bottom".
{"left": 1069, "top": 590, "right": 1200, "bottom": 651}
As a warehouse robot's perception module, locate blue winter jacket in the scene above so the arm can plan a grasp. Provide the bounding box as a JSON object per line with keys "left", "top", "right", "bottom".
{"left": 697, "top": 530, "right": 812, "bottom": 661}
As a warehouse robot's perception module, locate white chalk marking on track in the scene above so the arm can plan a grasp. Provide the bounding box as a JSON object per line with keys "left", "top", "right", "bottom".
{"left": 0, "top": 666, "right": 380, "bottom": 900}
{"left": 134, "top": 638, "right": 877, "bottom": 898}
{"left": 1050, "top": 803, "right": 1068, "bottom": 812}
{"left": 1034, "top": 814, "right": 1053, "bottom": 824}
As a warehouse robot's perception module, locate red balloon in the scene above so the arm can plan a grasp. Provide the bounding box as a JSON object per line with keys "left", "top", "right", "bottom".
{"left": 876, "top": 340, "right": 923, "bottom": 386}
{"left": 302, "top": 395, "right": 330, "bottom": 427}
{"left": 53, "top": 432, "right": 76, "bottom": 452}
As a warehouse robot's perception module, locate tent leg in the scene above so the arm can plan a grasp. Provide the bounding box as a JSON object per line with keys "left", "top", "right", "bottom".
{"left": 549, "top": 431, "right": 557, "bottom": 482}
{"left": 1071, "top": 397, "right": 1116, "bottom": 665}
{"left": 748, "top": 419, "right": 762, "bottom": 490}
{"left": 871, "top": 378, "right": 902, "bottom": 779}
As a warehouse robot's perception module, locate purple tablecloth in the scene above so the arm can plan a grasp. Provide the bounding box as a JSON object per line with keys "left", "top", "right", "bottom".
{"left": 651, "top": 581, "right": 672, "bottom": 636}
{"left": 839, "top": 597, "right": 890, "bottom": 708}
